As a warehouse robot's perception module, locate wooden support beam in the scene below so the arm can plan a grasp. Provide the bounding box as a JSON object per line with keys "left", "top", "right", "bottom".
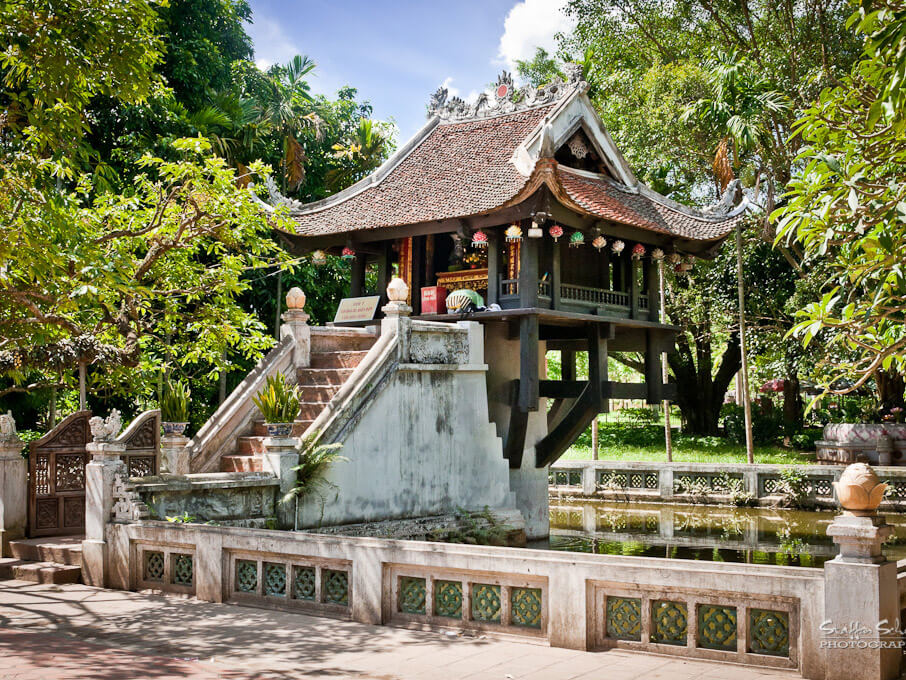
{"left": 551, "top": 240, "right": 561, "bottom": 309}
{"left": 562, "top": 349, "right": 575, "bottom": 381}
{"left": 503, "top": 401, "right": 529, "bottom": 469}
{"left": 645, "top": 329, "right": 663, "bottom": 404}
{"left": 350, "top": 255, "right": 367, "bottom": 297}
{"left": 518, "top": 315, "right": 540, "bottom": 411}
{"left": 411, "top": 235, "right": 426, "bottom": 315}
{"left": 541, "top": 379, "right": 675, "bottom": 401}
{"left": 487, "top": 228, "right": 499, "bottom": 306}
{"left": 377, "top": 241, "right": 393, "bottom": 305}
{"left": 630, "top": 258, "right": 641, "bottom": 320}
{"left": 646, "top": 257, "right": 660, "bottom": 322}
{"left": 519, "top": 227, "right": 539, "bottom": 308}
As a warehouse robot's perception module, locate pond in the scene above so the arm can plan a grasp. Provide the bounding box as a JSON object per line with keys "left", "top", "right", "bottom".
{"left": 538, "top": 499, "right": 906, "bottom": 567}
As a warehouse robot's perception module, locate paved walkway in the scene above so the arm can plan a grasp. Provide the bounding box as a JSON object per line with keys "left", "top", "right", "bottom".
{"left": 0, "top": 580, "right": 798, "bottom": 680}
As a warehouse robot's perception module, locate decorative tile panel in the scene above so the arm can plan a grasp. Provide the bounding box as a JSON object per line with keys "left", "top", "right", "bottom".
{"left": 264, "top": 562, "right": 287, "bottom": 597}
{"left": 144, "top": 551, "right": 164, "bottom": 582}
{"left": 749, "top": 609, "right": 789, "bottom": 657}
{"left": 651, "top": 600, "right": 687, "bottom": 646}
{"left": 55, "top": 454, "right": 85, "bottom": 491}
{"left": 511, "top": 587, "right": 542, "bottom": 628}
{"left": 292, "top": 566, "right": 316, "bottom": 601}
{"left": 434, "top": 580, "right": 463, "bottom": 619}
{"left": 697, "top": 605, "right": 737, "bottom": 651}
{"left": 398, "top": 576, "right": 426, "bottom": 614}
{"left": 645, "top": 472, "right": 658, "bottom": 489}
{"left": 606, "top": 596, "right": 641, "bottom": 641}
{"left": 236, "top": 559, "right": 258, "bottom": 593}
{"left": 323, "top": 569, "right": 349, "bottom": 605}
{"left": 471, "top": 583, "right": 501, "bottom": 623}
{"left": 171, "top": 554, "right": 193, "bottom": 586}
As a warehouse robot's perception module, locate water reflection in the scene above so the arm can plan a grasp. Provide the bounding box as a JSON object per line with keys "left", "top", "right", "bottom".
{"left": 542, "top": 500, "right": 906, "bottom": 567}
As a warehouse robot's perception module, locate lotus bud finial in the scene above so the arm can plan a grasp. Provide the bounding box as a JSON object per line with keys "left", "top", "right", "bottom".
{"left": 833, "top": 462, "right": 888, "bottom": 515}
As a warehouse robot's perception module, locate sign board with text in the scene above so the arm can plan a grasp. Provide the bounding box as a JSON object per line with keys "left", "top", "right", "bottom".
{"left": 333, "top": 296, "right": 381, "bottom": 324}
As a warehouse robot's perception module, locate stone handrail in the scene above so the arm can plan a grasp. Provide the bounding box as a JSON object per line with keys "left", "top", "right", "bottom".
{"left": 190, "top": 336, "right": 296, "bottom": 473}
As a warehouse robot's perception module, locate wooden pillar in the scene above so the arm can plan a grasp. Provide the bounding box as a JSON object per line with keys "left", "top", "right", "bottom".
{"left": 562, "top": 349, "right": 575, "bottom": 382}
{"left": 425, "top": 234, "right": 435, "bottom": 287}
{"left": 551, "top": 240, "right": 561, "bottom": 310}
{"left": 646, "top": 258, "right": 660, "bottom": 322}
{"left": 588, "top": 323, "right": 609, "bottom": 410}
{"left": 487, "top": 229, "right": 499, "bottom": 305}
{"left": 377, "top": 241, "right": 393, "bottom": 305}
{"left": 411, "top": 235, "right": 426, "bottom": 315}
{"left": 350, "top": 255, "right": 366, "bottom": 298}
{"left": 518, "top": 316, "right": 540, "bottom": 411}
{"left": 645, "top": 330, "right": 663, "bottom": 404}
{"left": 630, "top": 258, "right": 641, "bottom": 319}
{"left": 519, "top": 227, "right": 539, "bottom": 308}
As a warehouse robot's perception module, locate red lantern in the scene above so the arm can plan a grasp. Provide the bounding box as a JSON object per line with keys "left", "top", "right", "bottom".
{"left": 341, "top": 247, "right": 356, "bottom": 260}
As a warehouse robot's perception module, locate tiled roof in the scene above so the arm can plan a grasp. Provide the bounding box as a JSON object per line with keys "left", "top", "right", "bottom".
{"left": 556, "top": 168, "right": 742, "bottom": 240}
{"left": 291, "top": 105, "right": 554, "bottom": 236}
{"left": 288, "top": 104, "right": 743, "bottom": 243}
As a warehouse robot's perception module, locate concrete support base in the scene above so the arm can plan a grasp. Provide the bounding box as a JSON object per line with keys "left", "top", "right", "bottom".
{"left": 83, "top": 441, "right": 127, "bottom": 587}
{"left": 0, "top": 438, "right": 26, "bottom": 558}
{"left": 160, "top": 434, "right": 190, "bottom": 475}
{"left": 262, "top": 437, "right": 298, "bottom": 530}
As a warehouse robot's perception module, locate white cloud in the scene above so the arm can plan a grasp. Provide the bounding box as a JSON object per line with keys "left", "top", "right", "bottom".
{"left": 244, "top": 16, "right": 302, "bottom": 71}
{"left": 439, "top": 77, "right": 480, "bottom": 104}
{"left": 497, "top": 0, "right": 575, "bottom": 71}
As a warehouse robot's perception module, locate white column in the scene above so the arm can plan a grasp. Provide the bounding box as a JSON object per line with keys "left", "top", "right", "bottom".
{"left": 82, "top": 440, "right": 127, "bottom": 587}
{"left": 280, "top": 287, "right": 311, "bottom": 368}
{"left": 262, "top": 436, "right": 298, "bottom": 529}
{"left": 0, "top": 434, "right": 26, "bottom": 557}
{"left": 160, "top": 433, "right": 191, "bottom": 475}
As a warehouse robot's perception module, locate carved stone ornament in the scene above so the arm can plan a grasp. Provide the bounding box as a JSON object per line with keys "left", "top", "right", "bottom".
{"left": 0, "top": 410, "right": 17, "bottom": 442}
{"left": 427, "top": 66, "right": 587, "bottom": 122}
{"left": 286, "top": 286, "right": 306, "bottom": 310}
{"left": 89, "top": 409, "right": 122, "bottom": 443}
{"left": 833, "top": 462, "right": 888, "bottom": 515}
{"left": 264, "top": 175, "right": 304, "bottom": 211}
{"left": 387, "top": 277, "right": 409, "bottom": 302}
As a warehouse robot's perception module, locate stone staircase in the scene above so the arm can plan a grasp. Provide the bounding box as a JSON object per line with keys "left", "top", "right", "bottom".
{"left": 0, "top": 536, "right": 83, "bottom": 584}
{"left": 220, "top": 330, "right": 377, "bottom": 473}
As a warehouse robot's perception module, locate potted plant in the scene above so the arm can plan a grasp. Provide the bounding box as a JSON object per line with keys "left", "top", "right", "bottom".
{"left": 252, "top": 373, "right": 301, "bottom": 436}
{"left": 160, "top": 380, "right": 190, "bottom": 435}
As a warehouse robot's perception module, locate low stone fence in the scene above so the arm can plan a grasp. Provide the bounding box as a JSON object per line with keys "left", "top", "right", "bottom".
{"left": 549, "top": 461, "right": 906, "bottom": 509}
{"left": 117, "top": 472, "right": 280, "bottom": 528}
{"left": 103, "top": 519, "right": 825, "bottom": 677}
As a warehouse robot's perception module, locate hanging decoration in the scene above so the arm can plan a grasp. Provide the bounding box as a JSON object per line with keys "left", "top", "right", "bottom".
{"left": 569, "top": 231, "right": 585, "bottom": 248}
{"left": 311, "top": 249, "right": 327, "bottom": 265}
{"left": 548, "top": 224, "right": 564, "bottom": 242}
{"left": 611, "top": 239, "right": 625, "bottom": 254}
{"left": 341, "top": 247, "right": 356, "bottom": 260}
{"left": 668, "top": 252, "right": 682, "bottom": 265}
{"left": 632, "top": 243, "right": 646, "bottom": 260}
{"left": 471, "top": 230, "right": 488, "bottom": 248}
{"left": 592, "top": 235, "right": 606, "bottom": 251}
{"left": 505, "top": 224, "right": 523, "bottom": 242}
{"left": 651, "top": 248, "right": 665, "bottom": 261}
{"left": 527, "top": 220, "right": 544, "bottom": 238}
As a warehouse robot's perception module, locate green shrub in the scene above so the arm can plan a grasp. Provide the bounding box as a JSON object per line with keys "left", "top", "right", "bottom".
{"left": 721, "top": 403, "right": 782, "bottom": 445}
{"left": 160, "top": 380, "right": 190, "bottom": 422}
{"left": 791, "top": 428, "right": 823, "bottom": 451}
{"left": 252, "top": 373, "right": 301, "bottom": 423}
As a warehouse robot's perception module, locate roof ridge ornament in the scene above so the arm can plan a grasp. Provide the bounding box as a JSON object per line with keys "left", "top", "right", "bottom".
{"left": 701, "top": 179, "right": 743, "bottom": 217}
{"left": 264, "top": 175, "right": 304, "bottom": 211}
{"left": 427, "top": 65, "right": 587, "bottom": 122}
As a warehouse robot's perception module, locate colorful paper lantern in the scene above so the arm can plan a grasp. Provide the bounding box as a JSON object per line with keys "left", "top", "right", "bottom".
{"left": 471, "top": 230, "right": 488, "bottom": 248}
{"left": 632, "top": 243, "right": 646, "bottom": 259}
{"left": 341, "top": 247, "right": 356, "bottom": 260}
{"left": 311, "top": 249, "right": 327, "bottom": 265}
{"left": 651, "top": 248, "right": 665, "bottom": 261}
{"left": 548, "top": 224, "right": 564, "bottom": 242}
{"left": 592, "top": 235, "right": 606, "bottom": 251}
{"left": 569, "top": 231, "right": 585, "bottom": 248}
{"left": 611, "top": 239, "right": 625, "bottom": 254}
{"left": 505, "top": 224, "right": 523, "bottom": 242}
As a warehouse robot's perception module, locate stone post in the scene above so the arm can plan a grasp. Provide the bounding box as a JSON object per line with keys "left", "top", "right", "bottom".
{"left": 280, "top": 287, "right": 311, "bottom": 368}
{"left": 83, "top": 438, "right": 127, "bottom": 587}
{"left": 160, "top": 433, "right": 191, "bottom": 475}
{"left": 0, "top": 413, "right": 26, "bottom": 557}
{"left": 877, "top": 435, "right": 893, "bottom": 467}
{"left": 381, "top": 278, "right": 412, "bottom": 338}
{"left": 824, "top": 463, "right": 901, "bottom": 680}
{"left": 262, "top": 435, "right": 298, "bottom": 529}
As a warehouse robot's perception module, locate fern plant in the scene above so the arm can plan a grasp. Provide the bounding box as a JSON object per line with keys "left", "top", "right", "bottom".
{"left": 160, "top": 380, "right": 190, "bottom": 423}
{"left": 282, "top": 431, "right": 347, "bottom": 529}
{"left": 252, "top": 373, "right": 301, "bottom": 423}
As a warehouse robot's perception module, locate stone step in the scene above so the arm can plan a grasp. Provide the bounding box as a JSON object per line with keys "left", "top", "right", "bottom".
{"left": 0, "top": 559, "right": 82, "bottom": 584}
{"left": 298, "top": 402, "right": 329, "bottom": 420}
{"left": 236, "top": 436, "right": 266, "bottom": 455}
{"left": 220, "top": 455, "right": 263, "bottom": 473}
{"left": 8, "top": 537, "right": 83, "bottom": 567}
{"left": 295, "top": 368, "right": 353, "bottom": 386}
{"left": 311, "top": 332, "right": 377, "bottom": 353}
{"left": 252, "top": 420, "right": 308, "bottom": 437}
{"left": 310, "top": 351, "right": 369, "bottom": 369}
{"left": 298, "top": 385, "right": 340, "bottom": 402}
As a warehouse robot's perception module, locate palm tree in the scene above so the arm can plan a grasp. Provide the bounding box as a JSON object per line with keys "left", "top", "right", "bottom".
{"left": 259, "top": 55, "right": 323, "bottom": 194}
{"left": 326, "top": 119, "right": 393, "bottom": 191}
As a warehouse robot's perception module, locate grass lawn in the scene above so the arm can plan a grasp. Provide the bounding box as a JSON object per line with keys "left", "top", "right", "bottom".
{"left": 559, "top": 422, "right": 817, "bottom": 465}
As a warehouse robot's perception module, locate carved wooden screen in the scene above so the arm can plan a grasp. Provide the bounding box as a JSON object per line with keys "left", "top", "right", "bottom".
{"left": 121, "top": 411, "right": 160, "bottom": 478}
{"left": 28, "top": 411, "right": 92, "bottom": 537}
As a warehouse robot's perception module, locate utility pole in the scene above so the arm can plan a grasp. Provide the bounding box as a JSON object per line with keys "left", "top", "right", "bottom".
{"left": 659, "top": 260, "right": 673, "bottom": 462}
{"left": 736, "top": 223, "right": 755, "bottom": 463}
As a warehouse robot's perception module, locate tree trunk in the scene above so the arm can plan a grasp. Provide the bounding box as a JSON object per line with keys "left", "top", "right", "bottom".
{"left": 877, "top": 369, "right": 906, "bottom": 412}
{"left": 782, "top": 374, "right": 802, "bottom": 434}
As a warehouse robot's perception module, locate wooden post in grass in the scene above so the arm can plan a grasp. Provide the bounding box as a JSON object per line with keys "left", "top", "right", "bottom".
{"left": 658, "top": 260, "right": 673, "bottom": 462}
{"left": 736, "top": 223, "right": 755, "bottom": 464}
{"left": 592, "top": 418, "right": 599, "bottom": 460}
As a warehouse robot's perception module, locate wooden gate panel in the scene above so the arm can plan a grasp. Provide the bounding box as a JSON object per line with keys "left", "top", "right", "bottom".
{"left": 28, "top": 411, "right": 92, "bottom": 537}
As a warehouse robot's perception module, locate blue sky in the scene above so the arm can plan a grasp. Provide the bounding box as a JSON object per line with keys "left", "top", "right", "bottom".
{"left": 245, "top": 0, "right": 574, "bottom": 142}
